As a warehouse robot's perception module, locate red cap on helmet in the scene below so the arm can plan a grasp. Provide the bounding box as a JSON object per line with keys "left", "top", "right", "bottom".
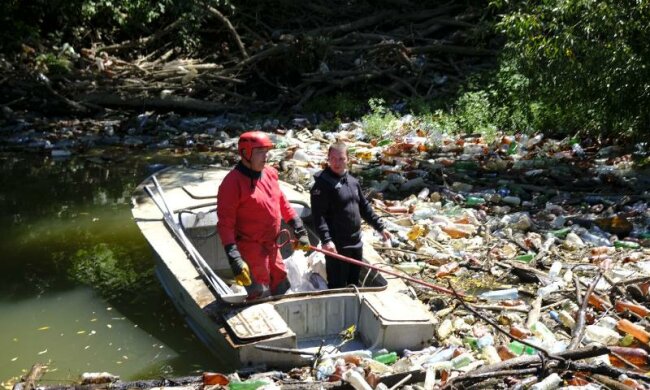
{"left": 238, "top": 131, "right": 274, "bottom": 160}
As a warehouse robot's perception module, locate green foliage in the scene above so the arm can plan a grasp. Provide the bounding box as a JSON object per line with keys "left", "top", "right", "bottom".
{"left": 489, "top": 0, "right": 650, "bottom": 137}
{"left": 35, "top": 53, "right": 72, "bottom": 75}
{"left": 361, "top": 98, "right": 398, "bottom": 140}
{"left": 304, "top": 93, "right": 362, "bottom": 118}
{"left": 454, "top": 91, "right": 498, "bottom": 140}
{"left": 68, "top": 243, "right": 152, "bottom": 300}
{"left": 0, "top": 0, "right": 212, "bottom": 53}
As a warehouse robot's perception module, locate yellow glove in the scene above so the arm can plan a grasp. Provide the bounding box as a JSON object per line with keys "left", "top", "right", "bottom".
{"left": 293, "top": 234, "right": 311, "bottom": 251}
{"left": 234, "top": 262, "right": 252, "bottom": 286}
{"left": 225, "top": 243, "right": 252, "bottom": 286}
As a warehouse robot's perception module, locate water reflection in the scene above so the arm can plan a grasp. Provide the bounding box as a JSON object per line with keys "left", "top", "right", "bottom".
{"left": 0, "top": 152, "right": 219, "bottom": 386}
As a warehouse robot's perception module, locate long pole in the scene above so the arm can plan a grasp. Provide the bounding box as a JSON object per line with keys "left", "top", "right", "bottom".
{"left": 301, "top": 242, "right": 460, "bottom": 296}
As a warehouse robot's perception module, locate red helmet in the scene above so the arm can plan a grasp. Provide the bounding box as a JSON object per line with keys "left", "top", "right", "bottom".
{"left": 238, "top": 131, "right": 274, "bottom": 160}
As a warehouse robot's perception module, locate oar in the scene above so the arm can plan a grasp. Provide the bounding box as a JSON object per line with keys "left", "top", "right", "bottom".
{"left": 145, "top": 177, "right": 246, "bottom": 302}
{"left": 294, "top": 239, "right": 461, "bottom": 297}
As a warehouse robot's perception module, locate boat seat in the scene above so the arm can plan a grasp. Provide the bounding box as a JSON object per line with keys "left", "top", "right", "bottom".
{"left": 223, "top": 303, "right": 289, "bottom": 342}
{"left": 358, "top": 292, "right": 435, "bottom": 351}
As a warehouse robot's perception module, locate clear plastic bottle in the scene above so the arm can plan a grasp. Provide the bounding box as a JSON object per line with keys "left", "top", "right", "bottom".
{"left": 585, "top": 324, "right": 622, "bottom": 345}
{"left": 530, "top": 321, "right": 557, "bottom": 346}
{"left": 530, "top": 373, "right": 562, "bottom": 390}
{"left": 342, "top": 369, "right": 373, "bottom": 390}
{"left": 479, "top": 288, "right": 519, "bottom": 301}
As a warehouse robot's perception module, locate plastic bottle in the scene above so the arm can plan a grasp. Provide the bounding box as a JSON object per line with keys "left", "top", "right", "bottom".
{"left": 395, "top": 262, "right": 424, "bottom": 274}
{"left": 615, "top": 240, "right": 641, "bottom": 249}
{"left": 412, "top": 208, "right": 436, "bottom": 221}
{"left": 417, "top": 187, "right": 431, "bottom": 200}
{"left": 530, "top": 373, "right": 562, "bottom": 390}
{"left": 479, "top": 288, "right": 519, "bottom": 301}
{"left": 497, "top": 345, "right": 518, "bottom": 360}
{"left": 435, "top": 262, "right": 460, "bottom": 278}
{"left": 585, "top": 325, "right": 622, "bottom": 345}
{"left": 423, "top": 346, "right": 455, "bottom": 365}
{"left": 203, "top": 372, "right": 229, "bottom": 385}
{"left": 373, "top": 352, "right": 398, "bottom": 365}
{"left": 502, "top": 196, "right": 521, "bottom": 206}
{"left": 423, "top": 365, "right": 436, "bottom": 390}
{"left": 588, "top": 293, "right": 611, "bottom": 311}
{"left": 557, "top": 310, "right": 576, "bottom": 329}
{"left": 514, "top": 253, "right": 535, "bottom": 263}
{"left": 617, "top": 319, "right": 650, "bottom": 343}
{"left": 510, "top": 325, "right": 532, "bottom": 339}
{"left": 537, "top": 281, "right": 562, "bottom": 298}
{"left": 407, "top": 224, "right": 426, "bottom": 241}
{"left": 342, "top": 369, "right": 373, "bottom": 390}
{"left": 441, "top": 224, "right": 476, "bottom": 239}
{"left": 548, "top": 261, "right": 562, "bottom": 280}
{"left": 508, "top": 340, "right": 537, "bottom": 356}
{"left": 481, "top": 345, "right": 502, "bottom": 364}
{"left": 530, "top": 322, "right": 557, "bottom": 346}
{"left": 466, "top": 196, "right": 486, "bottom": 206}
{"left": 451, "top": 352, "right": 473, "bottom": 368}
{"left": 477, "top": 334, "right": 494, "bottom": 349}
{"left": 228, "top": 380, "right": 268, "bottom": 390}
{"left": 315, "top": 358, "right": 336, "bottom": 380}
{"left": 608, "top": 346, "right": 649, "bottom": 367}
{"left": 615, "top": 300, "right": 650, "bottom": 317}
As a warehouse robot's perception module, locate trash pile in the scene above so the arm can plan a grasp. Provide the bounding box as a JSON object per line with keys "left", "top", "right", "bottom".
{"left": 13, "top": 119, "right": 650, "bottom": 390}
{"left": 255, "top": 124, "right": 648, "bottom": 389}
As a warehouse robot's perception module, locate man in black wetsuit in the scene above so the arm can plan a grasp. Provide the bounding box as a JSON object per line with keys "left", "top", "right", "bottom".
{"left": 310, "top": 142, "right": 392, "bottom": 288}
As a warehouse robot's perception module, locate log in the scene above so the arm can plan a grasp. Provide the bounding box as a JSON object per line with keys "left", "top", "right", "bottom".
{"left": 12, "top": 363, "right": 47, "bottom": 390}
{"left": 79, "top": 93, "right": 232, "bottom": 113}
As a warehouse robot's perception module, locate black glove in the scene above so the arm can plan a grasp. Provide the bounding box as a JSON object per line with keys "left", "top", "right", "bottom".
{"left": 289, "top": 218, "right": 310, "bottom": 251}
{"left": 224, "top": 243, "right": 251, "bottom": 286}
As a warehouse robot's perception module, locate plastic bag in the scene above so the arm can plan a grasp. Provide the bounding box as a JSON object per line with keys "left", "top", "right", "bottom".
{"left": 284, "top": 249, "right": 329, "bottom": 293}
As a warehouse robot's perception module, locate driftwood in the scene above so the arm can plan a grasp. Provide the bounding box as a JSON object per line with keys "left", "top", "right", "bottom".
{"left": 12, "top": 363, "right": 47, "bottom": 390}
{"left": 0, "top": 3, "right": 497, "bottom": 115}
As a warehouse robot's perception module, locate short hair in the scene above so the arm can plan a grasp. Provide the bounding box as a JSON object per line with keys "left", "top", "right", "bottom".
{"left": 328, "top": 142, "right": 348, "bottom": 157}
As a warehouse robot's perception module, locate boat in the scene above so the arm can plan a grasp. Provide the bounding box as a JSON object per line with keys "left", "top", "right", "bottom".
{"left": 131, "top": 165, "right": 435, "bottom": 370}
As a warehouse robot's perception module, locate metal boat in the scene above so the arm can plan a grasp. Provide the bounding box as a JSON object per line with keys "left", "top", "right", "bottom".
{"left": 131, "top": 166, "right": 435, "bottom": 370}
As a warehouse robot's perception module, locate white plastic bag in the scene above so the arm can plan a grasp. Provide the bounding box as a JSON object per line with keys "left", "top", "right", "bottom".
{"left": 284, "top": 248, "right": 329, "bottom": 293}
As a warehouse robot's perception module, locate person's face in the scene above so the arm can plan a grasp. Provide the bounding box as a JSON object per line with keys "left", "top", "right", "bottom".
{"left": 246, "top": 147, "right": 270, "bottom": 172}
{"left": 328, "top": 148, "right": 348, "bottom": 176}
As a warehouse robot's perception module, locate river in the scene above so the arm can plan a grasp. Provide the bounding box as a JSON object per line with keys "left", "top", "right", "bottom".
{"left": 0, "top": 151, "right": 224, "bottom": 388}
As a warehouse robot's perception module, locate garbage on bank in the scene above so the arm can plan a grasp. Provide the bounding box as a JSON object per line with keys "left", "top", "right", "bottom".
{"left": 14, "top": 119, "right": 650, "bottom": 389}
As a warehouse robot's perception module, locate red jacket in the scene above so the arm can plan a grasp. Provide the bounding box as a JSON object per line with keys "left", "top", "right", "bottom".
{"left": 217, "top": 164, "right": 297, "bottom": 247}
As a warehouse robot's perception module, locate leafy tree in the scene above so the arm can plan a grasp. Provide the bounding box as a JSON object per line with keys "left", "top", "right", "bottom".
{"left": 490, "top": 0, "right": 650, "bottom": 137}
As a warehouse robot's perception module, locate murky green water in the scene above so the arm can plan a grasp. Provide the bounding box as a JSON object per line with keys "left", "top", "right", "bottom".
{"left": 0, "top": 151, "right": 223, "bottom": 388}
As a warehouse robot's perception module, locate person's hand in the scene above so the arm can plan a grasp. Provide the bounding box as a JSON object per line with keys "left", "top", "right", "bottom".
{"left": 322, "top": 241, "right": 337, "bottom": 253}
{"left": 233, "top": 262, "right": 252, "bottom": 286}
{"left": 380, "top": 229, "right": 393, "bottom": 242}
{"left": 225, "top": 244, "right": 252, "bottom": 286}
{"left": 289, "top": 217, "right": 310, "bottom": 251}
{"left": 292, "top": 223, "right": 311, "bottom": 251}
{"left": 294, "top": 233, "right": 310, "bottom": 251}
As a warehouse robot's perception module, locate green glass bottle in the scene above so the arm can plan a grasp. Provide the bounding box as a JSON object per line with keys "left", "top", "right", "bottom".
{"left": 228, "top": 380, "right": 267, "bottom": 390}
{"left": 466, "top": 196, "right": 486, "bottom": 206}
{"left": 373, "top": 351, "right": 398, "bottom": 365}
{"left": 614, "top": 240, "right": 640, "bottom": 249}
{"left": 507, "top": 142, "right": 519, "bottom": 155}
{"left": 552, "top": 227, "right": 571, "bottom": 238}
{"left": 514, "top": 253, "right": 535, "bottom": 263}
{"left": 508, "top": 341, "right": 537, "bottom": 356}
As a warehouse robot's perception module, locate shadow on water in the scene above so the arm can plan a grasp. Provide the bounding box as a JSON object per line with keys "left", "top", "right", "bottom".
{"left": 0, "top": 151, "right": 225, "bottom": 384}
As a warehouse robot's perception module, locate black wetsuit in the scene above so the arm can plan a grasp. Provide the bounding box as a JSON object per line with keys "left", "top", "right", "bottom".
{"left": 310, "top": 167, "right": 384, "bottom": 288}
